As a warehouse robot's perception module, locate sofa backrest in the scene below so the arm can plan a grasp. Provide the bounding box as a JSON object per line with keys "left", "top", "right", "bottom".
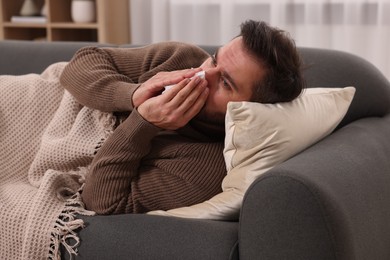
{"left": 299, "top": 47, "right": 390, "bottom": 128}
{"left": 1, "top": 40, "right": 389, "bottom": 128}
{"left": 0, "top": 40, "right": 113, "bottom": 75}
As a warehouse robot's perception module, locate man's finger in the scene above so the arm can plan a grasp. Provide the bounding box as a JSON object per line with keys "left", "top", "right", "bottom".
{"left": 182, "top": 86, "right": 209, "bottom": 121}
{"left": 174, "top": 78, "right": 208, "bottom": 118}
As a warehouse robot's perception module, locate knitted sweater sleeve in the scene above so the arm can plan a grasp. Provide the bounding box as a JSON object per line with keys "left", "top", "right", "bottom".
{"left": 82, "top": 109, "right": 160, "bottom": 214}
{"left": 60, "top": 42, "right": 209, "bottom": 112}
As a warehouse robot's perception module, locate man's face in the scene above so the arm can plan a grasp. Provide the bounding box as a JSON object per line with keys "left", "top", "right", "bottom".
{"left": 197, "top": 36, "right": 265, "bottom": 124}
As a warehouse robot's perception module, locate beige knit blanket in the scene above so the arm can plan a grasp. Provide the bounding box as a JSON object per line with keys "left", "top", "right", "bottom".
{"left": 0, "top": 62, "right": 115, "bottom": 259}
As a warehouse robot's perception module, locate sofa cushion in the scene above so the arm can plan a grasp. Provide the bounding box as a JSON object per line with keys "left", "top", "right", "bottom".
{"left": 61, "top": 214, "right": 239, "bottom": 260}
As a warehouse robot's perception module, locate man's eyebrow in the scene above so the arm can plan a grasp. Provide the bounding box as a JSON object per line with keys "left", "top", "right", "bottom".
{"left": 215, "top": 47, "right": 239, "bottom": 92}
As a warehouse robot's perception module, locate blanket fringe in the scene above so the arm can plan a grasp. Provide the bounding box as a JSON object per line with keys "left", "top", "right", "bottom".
{"left": 94, "top": 111, "right": 117, "bottom": 155}
{"left": 49, "top": 190, "right": 95, "bottom": 260}
{"left": 97, "top": 111, "right": 116, "bottom": 139}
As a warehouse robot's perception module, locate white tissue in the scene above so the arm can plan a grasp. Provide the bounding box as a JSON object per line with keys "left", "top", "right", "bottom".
{"left": 163, "top": 70, "right": 206, "bottom": 94}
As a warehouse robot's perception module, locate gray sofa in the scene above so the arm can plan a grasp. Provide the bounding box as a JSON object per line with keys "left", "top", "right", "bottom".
{"left": 1, "top": 40, "right": 389, "bottom": 260}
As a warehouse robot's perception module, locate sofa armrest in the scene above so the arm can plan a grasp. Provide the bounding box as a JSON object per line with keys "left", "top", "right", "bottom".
{"left": 239, "top": 116, "right": 390, "bottom": 260}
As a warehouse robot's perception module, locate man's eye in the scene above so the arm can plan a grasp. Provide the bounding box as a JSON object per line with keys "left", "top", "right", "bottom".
{"left": 221, "top": 77, "right": 230, "bottom": 89}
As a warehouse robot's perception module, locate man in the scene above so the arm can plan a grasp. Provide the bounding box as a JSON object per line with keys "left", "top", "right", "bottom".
{"left": 60, "top": 20, "right": 305, "bottom": 215}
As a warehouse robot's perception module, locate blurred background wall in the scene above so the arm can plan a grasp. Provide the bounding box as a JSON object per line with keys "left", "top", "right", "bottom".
{"left": 130, "top": 0, "right": 390, "bottom": 80}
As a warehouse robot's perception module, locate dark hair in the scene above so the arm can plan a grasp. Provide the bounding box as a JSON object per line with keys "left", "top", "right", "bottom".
{"left": 239, "top": 20, "right": 305, "bottom": 103}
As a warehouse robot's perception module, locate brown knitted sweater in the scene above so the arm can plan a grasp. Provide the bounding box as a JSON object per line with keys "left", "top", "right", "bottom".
{"left": 60, "top": 42, "right": 227, "bottom": 214}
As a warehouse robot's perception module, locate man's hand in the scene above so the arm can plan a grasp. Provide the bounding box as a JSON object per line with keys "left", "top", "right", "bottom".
{"left": 132, "top": 68, "right": 202, "bottom": 108}
{"left": 137, "top": 75, "right": 208, "bottom": 130}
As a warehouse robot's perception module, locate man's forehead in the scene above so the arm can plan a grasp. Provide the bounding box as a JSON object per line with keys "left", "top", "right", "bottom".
{"left": 219, "top": 37, "right": 241, "bottom": 55}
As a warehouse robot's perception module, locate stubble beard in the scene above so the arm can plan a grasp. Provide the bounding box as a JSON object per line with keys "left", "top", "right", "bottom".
{"left": 194, "top": 106, "right": 226, "bottom": 126}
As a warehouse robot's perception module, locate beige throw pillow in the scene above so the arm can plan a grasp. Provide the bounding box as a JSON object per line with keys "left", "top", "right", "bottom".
{"left": 148, "top": 87, "right": 356, "bottom": 220}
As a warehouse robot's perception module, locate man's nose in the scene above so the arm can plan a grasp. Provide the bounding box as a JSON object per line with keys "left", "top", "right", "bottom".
{"left": 204, "top": 67, "right": 220, "bottom": 82}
